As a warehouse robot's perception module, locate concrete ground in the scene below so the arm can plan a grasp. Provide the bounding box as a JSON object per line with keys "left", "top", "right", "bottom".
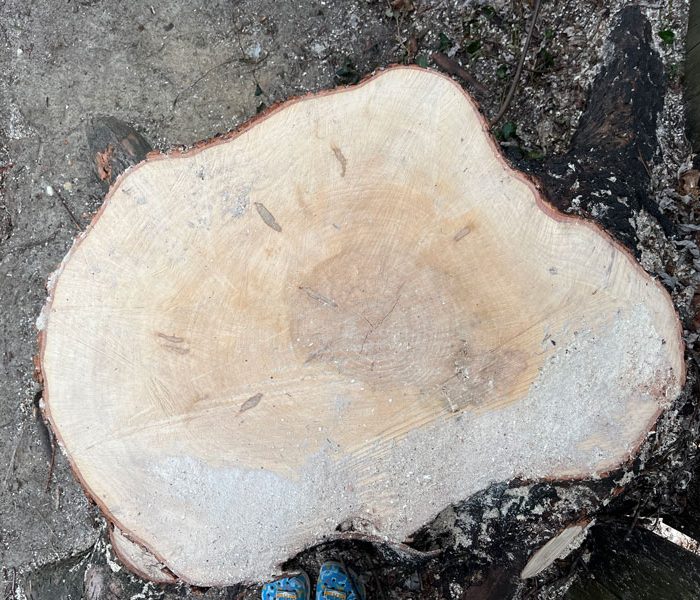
{"left": 0, "top": 1, "right": 692, "bottom": 599}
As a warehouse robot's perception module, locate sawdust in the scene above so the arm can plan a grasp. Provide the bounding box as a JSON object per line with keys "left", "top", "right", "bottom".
{"left": 132, "top": 304, "right": 679, "bottom": 583}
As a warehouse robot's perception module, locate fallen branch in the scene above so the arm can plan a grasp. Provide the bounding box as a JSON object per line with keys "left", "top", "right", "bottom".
{"left": 490, "top": 0, "right": 543, "bottom": 126}
{"left": 52, "top": 187, "right": 83, "bottom": 231}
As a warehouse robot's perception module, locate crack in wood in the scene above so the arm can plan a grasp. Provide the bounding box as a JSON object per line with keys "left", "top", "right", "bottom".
{"left": 360, "top": 283, "right": 405, "bottom": 354}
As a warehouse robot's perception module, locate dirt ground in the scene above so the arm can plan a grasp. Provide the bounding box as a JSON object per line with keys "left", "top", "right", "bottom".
{"left": 0, "top": 1, "right": 694, "bottom": 599}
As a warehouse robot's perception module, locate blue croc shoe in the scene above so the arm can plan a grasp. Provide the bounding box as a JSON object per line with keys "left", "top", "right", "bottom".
{"left": 262, "top": 572, "right": 311, "bottom": 600}
{"left": 316, "top": 561, "right": 366, "bottom": 600}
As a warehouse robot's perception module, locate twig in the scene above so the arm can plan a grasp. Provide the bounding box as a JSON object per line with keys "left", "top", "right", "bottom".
{"left": 384, "top": 0, "right": 411, "bottom": 57}
{"left": 53, "top": 188, "right": 83, "bottom": 231}
{"left": 338, "top": 555, "right": 383, "bottom": 600}
{"left": 371, "top": 565, "right": 388, "bottom": 600}
{"left": 173, "top": 38, "right": 269, "bottom": 109}
{"left": 340, "top": 558, "right": 364, "bottom": 600}
{"left": 626, "top": 497, "right": 648, "bottom": 539}
{"left": 172, "top": 56, "right": 238, "bottom": 108}
{"left": 431, "top": 53, "right": 489, "bottom": 95}
{"left": 3, "top": 567, "right": 16, "bottom": 600}
{"left": 3, "top": 231, "right": 58, "bottom": 257}
{"left": 638, "top": 146, "right": 653, "bottom": 179}
{"left": 2, "top": 423, "right": 25, "bottom": 490}
{"left": 415, "top": 0, "right": 444, "bottom": 16}
{"left": 32, "top": 506, "right": 61, "bottom": 557}
{"left": 45, "top": 435, "right": 56, "bottom": 493}
{"left": 235, "top": 28, "right": 272, "bottom": 105}
{"left": 490, "top": 0, "right": 543, "bottom": 126}
{"left": 524, "top": 578, "right": 539, "bottom": 599}
{"left": 359, "top": 553, "right": 388, "bottom": 600}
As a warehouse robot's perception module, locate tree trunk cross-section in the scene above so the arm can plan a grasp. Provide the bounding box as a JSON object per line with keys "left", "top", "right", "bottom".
{"left": 38, "top": 67, "right": 684, "bottom": 586}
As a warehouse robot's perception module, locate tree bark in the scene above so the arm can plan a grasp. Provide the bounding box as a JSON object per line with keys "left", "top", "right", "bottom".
{"left": 525, "top": 5, "right": 670, "bottom": 251}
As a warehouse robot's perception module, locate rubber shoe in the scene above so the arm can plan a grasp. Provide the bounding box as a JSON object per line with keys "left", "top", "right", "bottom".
{"left": 262, "top": 571, "right": 311, "bottom": 600}
{"left": 316, "top": 561, "right": 365, "bottom": 600}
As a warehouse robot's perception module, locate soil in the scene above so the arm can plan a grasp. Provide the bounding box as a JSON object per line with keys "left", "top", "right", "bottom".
{"left": 0, "top": 1, "right": 695, "bottom": 599}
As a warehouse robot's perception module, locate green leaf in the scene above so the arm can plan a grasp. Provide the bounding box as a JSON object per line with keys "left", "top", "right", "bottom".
{"left": 501, "top": 121, "right": 516, "bottom": 140}
{"left": 481, "top": 5, "right": 495, "bottom": 18}
{"left": 496, "top": 64, "right": 509, "bottom": 80}
{"left": 415, "top": 55, "right": 429, "bottom": 68}
{"left": 659, "top": 29, "right": 675, "bottom": 44}
{"left": 335, "top": 59, "right": 361, "bottom": 85}
{"left": 537, "top": 48, "right": 554, "bottom": 70}
{"left": 668, "top": 61, "right": 681, "bottom": 80}
{"left": 465, "top": 39, "right": 481, "bottom": 55}
{"left": 438, "top": 32, "right": 452, "bottom": 53}
{"left": 525, "top": 149, "right": 545, "bottom": 160}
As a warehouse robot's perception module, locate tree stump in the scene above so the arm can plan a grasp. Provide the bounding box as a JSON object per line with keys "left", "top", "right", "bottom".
{"left": 37, "top": 67, "right": 684, "bottom": 586}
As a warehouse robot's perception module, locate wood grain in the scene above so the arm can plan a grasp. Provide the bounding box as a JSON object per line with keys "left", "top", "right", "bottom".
{"left": 39, "top": 67, "right": 684, "bottom": 585}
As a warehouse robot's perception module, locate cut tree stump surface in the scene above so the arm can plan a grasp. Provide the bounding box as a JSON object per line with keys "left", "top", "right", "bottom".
{"left": 38, "top": 67, "right": 684, "bottom": 585}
